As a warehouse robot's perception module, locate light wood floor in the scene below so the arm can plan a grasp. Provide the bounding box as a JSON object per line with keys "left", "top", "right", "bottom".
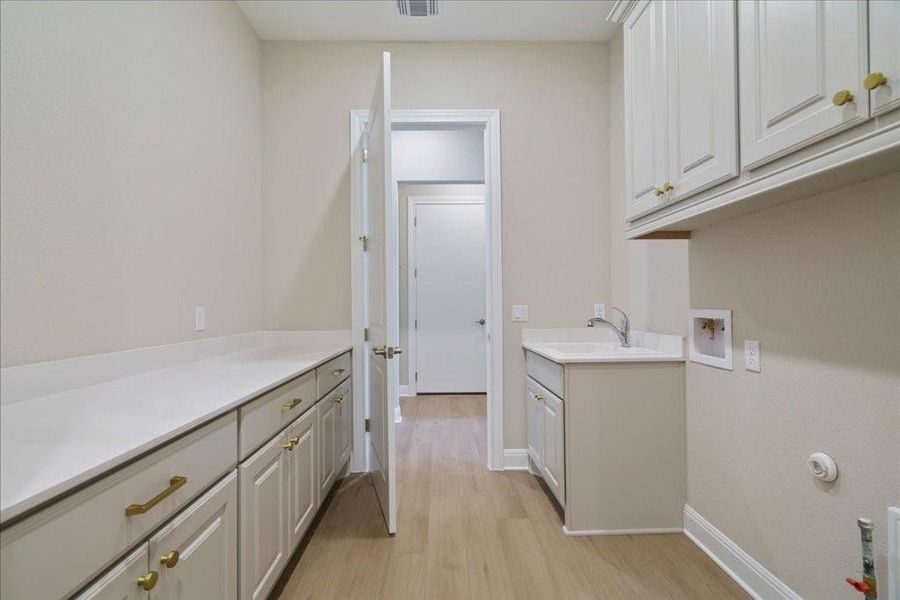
{"left": 275, "top": 394, "right": 748, "bottom": 599}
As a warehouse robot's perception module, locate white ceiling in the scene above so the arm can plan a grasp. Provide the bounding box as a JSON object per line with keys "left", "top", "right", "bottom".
{"left": 235, "top": 1, "right": 620, "bottom": 42}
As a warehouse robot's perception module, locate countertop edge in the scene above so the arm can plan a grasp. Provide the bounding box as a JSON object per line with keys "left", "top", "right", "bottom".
{"left": 0, "top": 344, "right": 352, "bottom": 525}
{"left": 522, "top": 343, "right": 685, "bottom": 365}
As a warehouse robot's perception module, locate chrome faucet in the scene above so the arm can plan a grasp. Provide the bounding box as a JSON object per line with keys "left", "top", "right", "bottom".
{"left": 586, "top": 305, "right": 631, "bottom": 347}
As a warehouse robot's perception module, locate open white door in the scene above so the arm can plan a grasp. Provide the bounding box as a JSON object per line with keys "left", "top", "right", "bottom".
{"left": 364, "top": 52, "right": 398, "bottom": 534}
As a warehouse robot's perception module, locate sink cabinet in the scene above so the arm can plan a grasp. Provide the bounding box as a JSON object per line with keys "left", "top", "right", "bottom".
{"left": 525, "top": 350, "right": 684, "bottom": 535}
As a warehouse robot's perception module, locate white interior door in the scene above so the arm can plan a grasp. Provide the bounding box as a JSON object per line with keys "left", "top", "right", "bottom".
{"left": 364, "top": 51, "right": 398, "bottom": 535}
{"left": 413, "top": 200, "right": 486, "bottom": 393}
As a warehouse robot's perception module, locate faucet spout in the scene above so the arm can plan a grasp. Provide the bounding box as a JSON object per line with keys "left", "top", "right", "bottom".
{"left": 585, "top": 306, "right": 631, "bottom": 347}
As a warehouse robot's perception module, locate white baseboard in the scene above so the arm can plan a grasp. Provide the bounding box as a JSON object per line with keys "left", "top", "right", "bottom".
{"left": 399, "top": 385, "right": 415, "bottom": 397}
{"left": 503, "top": 448, "right": 529, "bottom": 470}
{"left": 683, "top": 505, "right": 801, "bottom": 600}
{"left": 394, "top": 405, "right": 402, "bottom": 424}
{"left": 562, "top": 526, "right": 683, "bottom": 536}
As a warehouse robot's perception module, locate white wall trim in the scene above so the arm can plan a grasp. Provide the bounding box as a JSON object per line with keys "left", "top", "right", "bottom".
{"left": 399, "top": 385, "right": 413, "bottom": 397}
{"left": 683, "top": 505, "right": 802, "bottom": 600}
{"left": 503, "top": 448, "right": 529, "bottom": 470}
{"left": 562, "top": 526, "right": 683, "bottom": 537}
{"left": 351, "top": 108, "right": 503, "bottom": 472}
{"left": 406, "top": 195, "right": 486, "bottom": 397}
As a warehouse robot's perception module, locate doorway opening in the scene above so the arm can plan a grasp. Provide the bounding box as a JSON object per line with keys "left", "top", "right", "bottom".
{"left": 350, "top": 110, "right": 503, "bottom": 478}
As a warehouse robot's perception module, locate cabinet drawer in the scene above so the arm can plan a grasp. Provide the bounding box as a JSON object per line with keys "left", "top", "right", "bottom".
{"left": 239, "top": 370, "right": 316, "bottom": 461}
{"left": 0, "top": 413, "right": 236, "bottom": 600}
{"left": 316, "top": 352, "right": 351, "bottom": 399}
{"left": 525, "top": 350, "right": 565, "bottom": 399}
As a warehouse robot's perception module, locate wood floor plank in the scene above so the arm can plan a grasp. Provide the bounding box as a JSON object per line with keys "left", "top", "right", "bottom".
{"left": 275, "top": 394, "right": 749, "bottom": 600}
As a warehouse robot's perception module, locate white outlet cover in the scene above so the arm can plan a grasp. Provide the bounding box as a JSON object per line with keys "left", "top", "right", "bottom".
{"left": 744, "top": 340, "right": 760, "bottom": 372}
{"left": 194, "top": 307, "right": 206, "bottom": 332}
{"left": 511, "top": 304, "right": 529, "bottom": 322}
{"left": 594, "top": 303, "right": 606, "bottom": 319}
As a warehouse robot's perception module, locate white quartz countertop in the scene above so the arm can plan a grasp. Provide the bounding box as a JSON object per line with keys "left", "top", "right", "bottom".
{"left": 522, "top": 328, "right": 684, "bottom": 364}
{"left": 0, "top": 342, "right": 351, "bottom": 523}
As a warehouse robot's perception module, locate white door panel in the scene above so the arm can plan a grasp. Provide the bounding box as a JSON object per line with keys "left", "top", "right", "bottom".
{"left": 364, "top": 51, "right": 398, "bottom": 535}
{"left": 414, "top": 201, "right": 486, "bottom": 393}
{"left": 74, "top": 545, "right": 149, "bottom": 600}
{"left": 286, "top": 409, "right": 317, "bottom": 550}
{"left": 869, "top": 0, "right": 900, "bottom": 116}
{"left": 739, "top": 0, "right": 869, "bottom": 169}
{"left": 666, "top": 0, "right": 738, "bottom": 199}
{"left": 625, "top": 0, "right": 669, "bottom": 219}
{"left": 149, "top": 472, "right": 237, "bottom": 600}
{"left": 542, "top": 391, "right": 565, "bottom": 507}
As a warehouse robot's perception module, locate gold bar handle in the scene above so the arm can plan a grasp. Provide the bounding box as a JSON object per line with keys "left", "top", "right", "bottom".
{"left": 125, "top": 476, "right": 187, "bottom": 516}
{"left": 281, "top": 398, "right": 303, "bottom": 412}
{"left": 332, "top": 368, "right": 345, "bottom": 377}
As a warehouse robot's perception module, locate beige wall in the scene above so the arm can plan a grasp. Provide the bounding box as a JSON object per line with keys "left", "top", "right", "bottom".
{"left": 607, "top": 31, "right": 689, "bottom": 336}
{"left": 262, "top": 42, "right": 611, "bottom": 447}
{"left": 398, "top": 184, "right": 485, "bottom": 387}
{"left": 687, "top": 172, "right": 900, "bottom": 598}
{"left": 0, "top": 1, "right": 262, "bottom": 367}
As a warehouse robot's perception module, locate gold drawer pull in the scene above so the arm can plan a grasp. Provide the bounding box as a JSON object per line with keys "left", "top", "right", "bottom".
{"left": 160, "top": 550, "right": 180, "bottom": 568}
{"left": 535, "top": 393, "right": 544, "bottom": 402}
{"left": 832, "top": 89, "right": 854, "bottom": 106}
{"left": 864, "top": 71, "right": 887, "bottom": 90}
{"left": 283, "top": 436, "right": 300, "bottom": 451}
{"left": 136, "top": 571, "right": 159, "bottom": 590}
{"left": 331, "top": 368, "right": 345, "bottom": 377}
{"left": 125, "top": 476, "right": 187, "bottom": 516}
{"left": 281, "top": 398, "right": 303, "bottom": 412}
{"left": 333, "top": 394, "right": 344, "bottom": 404}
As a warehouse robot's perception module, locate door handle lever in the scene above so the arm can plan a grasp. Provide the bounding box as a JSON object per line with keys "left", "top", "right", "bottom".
{"left": 475, "top": 319, "right": 486, "bottom": 325}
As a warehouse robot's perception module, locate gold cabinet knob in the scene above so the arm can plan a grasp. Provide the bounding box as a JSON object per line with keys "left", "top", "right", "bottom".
{"left": 136, "top": 571, "right": 159, "bottom": 591}
{"left": 864, "top": 71, "right": 888, "bottom": 90}
{"left": 653, "top": 187, "right": 665, "bottom": 197}
{"left": 331, "top": 368, "right": 345, "bottom": 377}
{"left": 160, "top": 550, "right": 179, "bottom": 568}
{"left": 832, "top": 89, "right": 854, "bottom": 106}
{"left": 662, "top": 182, "right": 674, "bottom": 192}
{"left": 283, "top": 436, "right": 300, "bottom": 450}
{"left": 333, "top": 394, "right": 344, "bottom": 404}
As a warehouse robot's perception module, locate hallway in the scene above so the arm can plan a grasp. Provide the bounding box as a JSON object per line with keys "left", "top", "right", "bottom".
{"left": 275, "top": 395, "right": 748, "bottom": 599}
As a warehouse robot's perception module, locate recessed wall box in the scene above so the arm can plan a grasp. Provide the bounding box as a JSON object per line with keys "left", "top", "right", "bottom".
{"left": 689, "top": 309, "right": 733, "bottom": 370}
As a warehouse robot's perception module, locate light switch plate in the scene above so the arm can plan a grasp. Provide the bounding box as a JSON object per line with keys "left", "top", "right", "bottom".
{"left": 195, "top": 307, "right": 206, "bottom": 332}
{"left": 744, "top": 340, "right": 760, "bottom": 372}
{"left": 594, "top": 303, "right": 606, "bottom": 319}
{"left": 511, "top": 304, "right": 529, "bottom": 322}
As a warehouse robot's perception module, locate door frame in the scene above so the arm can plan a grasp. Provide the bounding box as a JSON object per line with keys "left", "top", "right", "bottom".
{"left": 406, "top": 195, "right": 486, "bottom": 397}
{"left": 350, "top": 109, "right": 503, "bottom": 472}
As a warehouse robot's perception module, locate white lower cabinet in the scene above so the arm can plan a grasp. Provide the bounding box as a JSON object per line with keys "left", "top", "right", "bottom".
{"left": 337, "top": 384, "right": 353, "bottom": 468}
{"left": 239, "top": 433, "right": 288, "bottom": 600}
{"left": 318, "top": 394, "right": 338, "bottom": 497}
{"left": 149, "top": 471, "right": 238, "bottom": 600}
{"left": 526, "top": 376, "right": 565, "bottom": 507}
{"left": 75, "top": 545, "right": 152, "bottom": 600}
{"left": 541, "top": 391, "right": 565, "bottom": 506}
{"left": 286, "top": 408, "right": 318, "bottom": 550}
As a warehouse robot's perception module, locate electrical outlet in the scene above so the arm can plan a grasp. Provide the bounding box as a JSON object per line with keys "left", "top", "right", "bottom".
{"left": 511, "top": 304, "right": 529, "bottom": 322}
{"left": 194, "top": 307, "right": 206, "bottom": 332}
{"left": 744, "top": 340, "right": 760, "bottom": 372}
{"left": 594, "top": 303, "right": 606, "bottom": 319}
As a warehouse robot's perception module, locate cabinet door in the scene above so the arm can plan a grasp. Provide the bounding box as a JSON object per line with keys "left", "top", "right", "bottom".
{"left": 337, "top": 386, "right": 353, "bottom": 468}
{"left": 74, "top": 545, "right": 149, "bottom": 600}
{"left": 526, "top": 378, "right": 544, "bottom": 470}
{"left": 625, "top": 0, "right": 669, "bottom": 219}
{"left": 738, "top": 0, "right": 869, "bottom": 169}
{"left": 286, "top": 408, "right": 318, "bottom": 551}
{"left": 317, "top": 398, "right": 337, "bottom": 496}
{"left": 149, "top": 471, "right": 237, "bottom": 600}
{"left": 665, "top": 0, "right": 738, "bottom": 199}
{"left": 868, "top": 0, "right": 900, "bottom": 116}
{"left": 239, "top": 435, "right": 287, "bottom": 600}
{"left": 541, "top": 391, "right": 566, "bottom": 507}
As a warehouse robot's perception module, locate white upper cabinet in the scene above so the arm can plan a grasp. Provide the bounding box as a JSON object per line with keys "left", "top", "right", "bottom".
{"left": 868, "top": 0, "right": 900, "bottom": 116}
{"left": 665, "top": 0, "right": 739, "bottom": 199}
{"left": 625, "top": 0, "right": 669, "bottom": 220}
{"left": 738, "top": 0, "right": 869, "bottom": 169}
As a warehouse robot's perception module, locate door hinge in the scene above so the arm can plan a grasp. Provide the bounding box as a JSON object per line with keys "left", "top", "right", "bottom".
{"left": 362, "top": 148, "right": 368, "bottom": 163}
{"left": 414, "top": 216, "right": 417, "bottom": 226}
{"left": 415, "top": 371, "right": 418, "bottom": 382}
{"left": 413, "top": 268, "right": 417, "bottom": 278}
{"left": 365, "top": 418, "right": 371, "bottom": 432}
{"left": 414, "top": 319, "right": 417, "bottom": 330}
{"left": 359, "top": 235, "right": 369, "bottom": 252}
{"left": 364, "top": 327, "right": 370, "bottom": 341}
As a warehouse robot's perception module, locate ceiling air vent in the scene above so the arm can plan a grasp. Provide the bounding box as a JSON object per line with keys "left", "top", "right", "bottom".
{"left": 397, "top": 0, "right": 439, "bottom": 17}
